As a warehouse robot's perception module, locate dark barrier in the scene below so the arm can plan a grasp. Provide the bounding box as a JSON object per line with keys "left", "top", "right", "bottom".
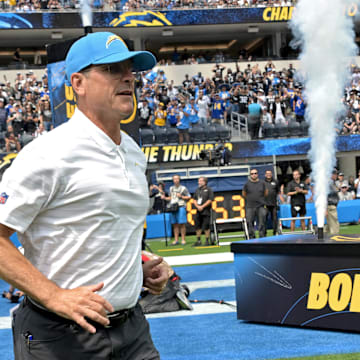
{"left": 231, "top": 233, "right": 360, "bottom": 332}
{"left": 145, "top": 200, "right": 360, "bottom": 239}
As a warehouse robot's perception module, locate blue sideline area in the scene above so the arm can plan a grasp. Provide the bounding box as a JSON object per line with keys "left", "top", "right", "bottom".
{"left": 1, "top": 263, "right": 360, "bottom": 360}
{"left": 279, "top": 200, "right": 360, "bottom": 227}
{"left": 150, "top": 263, "right": 360, "bottom": 360}
{"left": 146, "top": 213, "right": 172, "bottom": 239}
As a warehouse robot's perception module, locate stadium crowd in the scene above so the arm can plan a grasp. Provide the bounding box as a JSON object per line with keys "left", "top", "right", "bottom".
{"left": 0, "top": 70, "right": 50, "bottom": 152}
{"left": 137, "top": 61, "right": 360, "bottom": 142}
{"left": 1, "top": 60, "right": 360, "bottom": 152}
{"left": 0, "top": 0, "right": 296, "bottom": 11}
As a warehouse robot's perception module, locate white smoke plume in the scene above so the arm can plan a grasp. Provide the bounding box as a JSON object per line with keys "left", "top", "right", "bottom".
{"left": 80, "top": 0, "right": 92, "bottom": 28}
{"left": 290, "top": 0, "right": 357, "bottom": 228}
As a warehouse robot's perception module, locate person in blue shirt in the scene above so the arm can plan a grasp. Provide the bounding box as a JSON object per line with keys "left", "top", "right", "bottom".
{"left": 144, "top": 90, "right": 155, "bottom": 110}
{"left": 145, "top": 68, "right": 158, "bottom": 83}
{"left": 211, "top": 93, "right": 226, "bottom": 125}
{"left": 39, "top": 84, "right": 50, "bottom": 98}
{"left": 184, "top": 98, "right": 199, "bottom": 127}
{"left": 271, "top": 72, "right": 281, "bottom": 88}
{"left": 286, "top": 85, "right": 296, "bottom": 114}
{"left": 247, "top": 97, "right": 262, "bottom": 139}
{"left": 176, "top": 104, "right": 190, "bottom": 144}
{"left": 155, "top": 70, "right": 167, "bottom": 86}
{"left": 293, "top": 89, "right": 306, "bottom": 123}
{"left": 167, "top": 99, "right": 180, "bottom": 127}
{"left": 5, "top": 97, "right": 14, "bottom": 116}
{"left": 219, "top": 85, "right": 231, "bottom": 110}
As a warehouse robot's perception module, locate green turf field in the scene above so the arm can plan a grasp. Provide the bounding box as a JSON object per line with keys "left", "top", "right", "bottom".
{"left": 276, "top": 354, "right": 360, "bottom": 360}
{"left": 146, "top": 224, "right": 360, "bottom": 257}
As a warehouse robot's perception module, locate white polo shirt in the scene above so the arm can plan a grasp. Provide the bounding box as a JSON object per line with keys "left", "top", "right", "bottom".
{"left": 0, "top": 108, "right": 149, "bottom": 311}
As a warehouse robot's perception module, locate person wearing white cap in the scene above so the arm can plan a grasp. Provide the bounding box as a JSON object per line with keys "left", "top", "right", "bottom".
{"left": 0, "top": 32, "right": 167, "bottom": 360}
{"left": 338, "top": 181, "right": 355, "bottom": 201}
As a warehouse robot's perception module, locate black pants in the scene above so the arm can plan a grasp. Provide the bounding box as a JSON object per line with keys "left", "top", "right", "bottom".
{"left": 266, "top": 205, "right": 278, "bottom": 236}
{"left": 248, "top": 115, "right": 260, "bottom": 139}
{"left": 245, "top": 206, "right": 267, "bottom": 239}
{"left": 12, "top": 298, "right": 160, "bottom": 360}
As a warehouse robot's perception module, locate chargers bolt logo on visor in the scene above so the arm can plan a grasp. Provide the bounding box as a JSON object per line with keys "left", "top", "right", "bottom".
{"left": 106, "top": 35, "right": 127, "bottom": 49}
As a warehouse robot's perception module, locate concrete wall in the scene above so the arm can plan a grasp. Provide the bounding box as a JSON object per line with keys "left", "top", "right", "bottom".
{"left": 338, "top": 153, "right": 359, "bottom": 178}
{"left": 2, "top": 56, "right": 359, "bottom": 86}
{"left": 157, "top": 59, "right": 302, "bottom": 86}
{"left": 0, "top": 59, "right": 302, "bottom": 85}
{"left": 1, "top": 69, "right": 48, "bottom": 85}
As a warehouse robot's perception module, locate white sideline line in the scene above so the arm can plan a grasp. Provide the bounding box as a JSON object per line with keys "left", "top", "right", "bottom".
{"left": 146, "top": 301, "right": 236, "bottom": 319}
{"left": 184, "top": 279, "right": 235, "bottom": 292}
{"left": 165, "top": 252, "right": 233, "bottom": 266}
{"left": 0, "top": 292, "right": 237, "bottom": 330}
{"left": 0, "top": 316, "right": 11, "bottom": 329}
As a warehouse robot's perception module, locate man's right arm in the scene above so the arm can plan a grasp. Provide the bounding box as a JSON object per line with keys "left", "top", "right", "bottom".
{"left": 286, "top": 182, "right": 297, "bottom": 196}
{"left": 0, "top": 223, "right": 113, "bottom": 333}
{"left": 242, "top": 184, "right": 247, "bottom": 198}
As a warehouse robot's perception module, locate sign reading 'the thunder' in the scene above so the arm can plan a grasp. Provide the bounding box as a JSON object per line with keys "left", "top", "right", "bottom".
{"left": 143, "top": 142, "right": 233, "bottom": 163}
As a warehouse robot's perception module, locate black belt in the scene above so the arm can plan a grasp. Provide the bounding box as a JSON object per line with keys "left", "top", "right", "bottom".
{"left": 24, "top": 296, "right": 135, "bottom": 329}
{"left": 105, "top": 307, "right": 136, "bottom": 328}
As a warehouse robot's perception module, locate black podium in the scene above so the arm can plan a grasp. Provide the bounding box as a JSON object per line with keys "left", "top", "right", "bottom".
{"left": 231, "top": 233, "right": 360, "bottom": 332}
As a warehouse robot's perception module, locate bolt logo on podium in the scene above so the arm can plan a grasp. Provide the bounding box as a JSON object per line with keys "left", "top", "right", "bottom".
{"left": 308, "top": 272, "right": 360, "bottom": 313}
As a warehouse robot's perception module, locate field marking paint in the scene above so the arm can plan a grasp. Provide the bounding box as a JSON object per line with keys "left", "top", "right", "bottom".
{"left": 146, "top": 301, "right": 236, "bottom": 319}
{"left": 0, "top": 279, "right": 236, "bottom": 330}
{"left": 165, "top": 252, "right": 233, "bottom": 266}
{"left": 0, "top": 316, "right": 11, "bottom": 330}
{"left": 184, "top": 279, "right": 235, "bottom": 292}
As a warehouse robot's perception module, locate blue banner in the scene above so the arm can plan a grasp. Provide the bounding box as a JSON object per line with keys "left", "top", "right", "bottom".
{"left": 0, "top": 7, "right": 292, "bottom": 29}
{"left": 47, "top": 60, "right": 70, "bottom": 128}
{"left": 2, "top": 5, "right": 360, "bottom": 29}
{"left": 47, "top": 60, "right": 140, "bottom": 142}
{"left": 142, "top": 135, "right": 360, "bottom": 163}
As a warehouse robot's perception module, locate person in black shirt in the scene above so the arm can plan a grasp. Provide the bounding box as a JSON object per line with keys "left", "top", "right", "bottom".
{"left": 264, "top": 170, "right": 280, "bottom": 236}
{"left": 13, "top": 48, "right": 22, "bottom": 63}
{"left": 192, "top": 177, "right": 214, "bottom": 246}
{"left": 138, "top": 99, "right": 153, "bottom": 129}
{"left": 230, "top": 87, "right": 240, "bottom": 113}
{"left": 150, "top": 182, "right": 168, "bottom": 214}
{"left": 159, "top": 87, "right": 170, "bottom": 107}
{"left": 238, "top": 87, "right": 249, "bottom": 114}
{"left": 243, "top": 168, "right": 268, "bottom": 239}
{"left": 287, "top": 169, "right": 308, "bottom": 231}
{"left": 182, "top": 74, "right": 192, "bottom": 89}
{"left": 0, "top": 98, "right": 7, "bottom": 132}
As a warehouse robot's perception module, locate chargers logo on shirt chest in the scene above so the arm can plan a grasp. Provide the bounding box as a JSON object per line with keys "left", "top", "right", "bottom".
{"left": 0, "top": 192, "right": 9, "bottom": 204}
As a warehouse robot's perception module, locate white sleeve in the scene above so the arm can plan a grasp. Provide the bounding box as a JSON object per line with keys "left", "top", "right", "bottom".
{"left": 0, "top": 149, "right": 57, "bottom": 233}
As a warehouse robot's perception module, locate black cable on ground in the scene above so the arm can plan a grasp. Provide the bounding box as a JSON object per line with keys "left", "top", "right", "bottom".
{"left": 189, "top": 299, "right": 236, "bottom": 308}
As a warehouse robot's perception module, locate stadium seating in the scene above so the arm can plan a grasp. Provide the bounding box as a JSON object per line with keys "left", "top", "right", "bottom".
{"left": 300, "top": 121, "right": 310, "bottom": 137}
{"left": 166, "top": 127, "right": 179, "bottom": 144}
{"left": 274, "top": 122, "right": 289, "bottom": 138}
{"left": 140, "top": 128, "right": 155, "bottom": 145}
{"left": 262, "top": 123, "right": 275, "bottom": 138}
{"left": 153, "top": 127, "right": 167, "bottom": 144}
{"left": 214, "top": 123, "right": 231, "bottom": 142}
{"left": 189, "top": 125, "right": 206, "bottom": 143}
{"left": 206, "top": 125, "right": 219, "bottom": 142}
{"left": 20, "top": 133, "right": 34, "bottom": 147}
{"left": 0, "top": 133, "right": 5, "bottom": 150}
{"left": 288, "top": 121, "right": 302, "bottom": 137}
